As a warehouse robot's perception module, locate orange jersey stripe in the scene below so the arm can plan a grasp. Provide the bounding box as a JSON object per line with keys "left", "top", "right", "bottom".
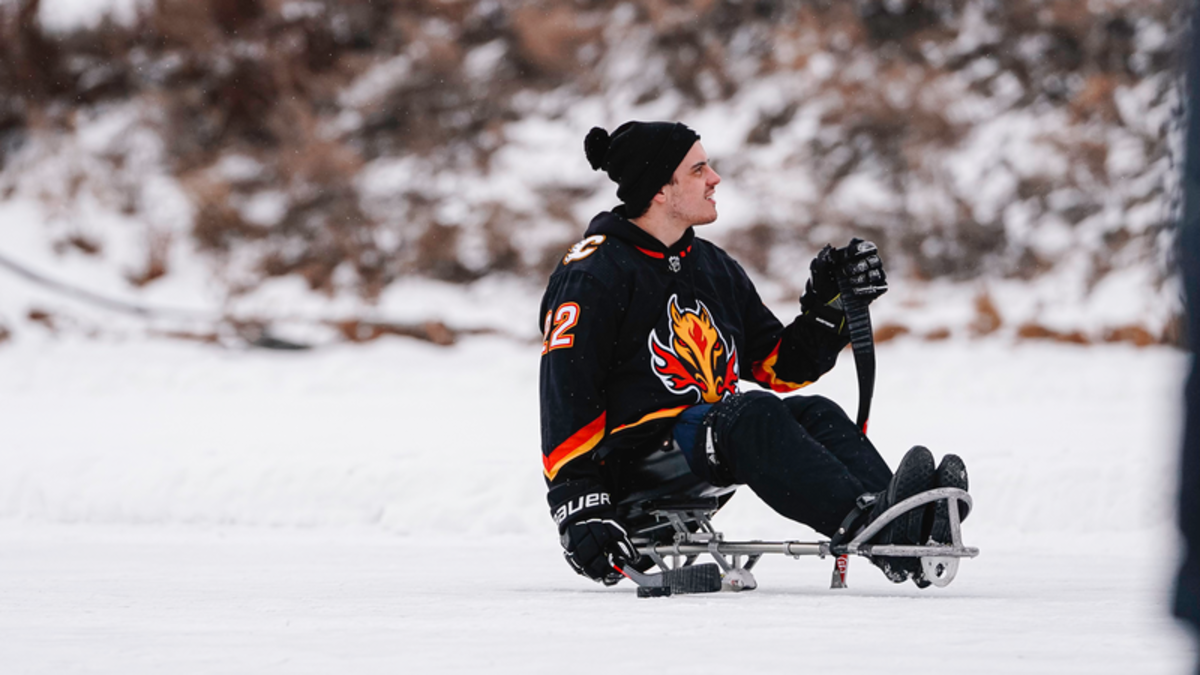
{"left": 612, "top": 405, "right": 690, "bottom": 434}
{"left": 751, "top": 340, "right": 812, "bottom": 393}
{"left": 543, "top": 413, "right": 607, "bottom": 480}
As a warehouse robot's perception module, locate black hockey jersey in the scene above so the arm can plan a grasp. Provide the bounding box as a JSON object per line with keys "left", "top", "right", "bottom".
{"left": 538, "top": 209, "right": 849, "bottom": 489}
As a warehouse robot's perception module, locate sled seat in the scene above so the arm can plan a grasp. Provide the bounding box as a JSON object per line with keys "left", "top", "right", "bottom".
{"left": 611, "top": 443, "right": 736, "bottom": 542}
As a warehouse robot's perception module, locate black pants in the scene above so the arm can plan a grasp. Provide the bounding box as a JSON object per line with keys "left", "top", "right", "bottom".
{"left": 682, "top": 391, "right": 892, "bottom": 537}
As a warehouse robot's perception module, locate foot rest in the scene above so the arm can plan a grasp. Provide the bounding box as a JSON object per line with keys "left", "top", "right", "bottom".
{"left": 845, "top": 487, "right": 973, "bottom": 550}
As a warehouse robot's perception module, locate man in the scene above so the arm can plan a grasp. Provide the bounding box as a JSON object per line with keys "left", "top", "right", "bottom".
{"left": 539, "top": 121, "right": 968, "bottom": 588}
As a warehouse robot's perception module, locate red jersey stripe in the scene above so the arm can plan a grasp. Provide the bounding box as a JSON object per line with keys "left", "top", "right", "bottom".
{"left": 543, "top": 413, "right": 607, "bottom": 480}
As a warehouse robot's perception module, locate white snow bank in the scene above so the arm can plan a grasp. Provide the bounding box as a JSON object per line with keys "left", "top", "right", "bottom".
{"left": 0, "top": 334, "right": 1185, "bottom": 541}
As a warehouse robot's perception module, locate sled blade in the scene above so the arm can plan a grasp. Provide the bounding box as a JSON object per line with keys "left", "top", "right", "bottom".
{"left": 830, "top": 554, "right": 849, "bottom": 589}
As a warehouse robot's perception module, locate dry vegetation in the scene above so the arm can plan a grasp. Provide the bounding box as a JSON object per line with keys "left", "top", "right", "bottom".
{"left": 0, "top": 0, "right": 1185, "bottom": 345}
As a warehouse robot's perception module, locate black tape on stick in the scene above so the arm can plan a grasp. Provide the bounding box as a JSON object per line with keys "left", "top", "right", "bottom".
{"left": 835, "top": 283, "right": 875, "bottom": 434}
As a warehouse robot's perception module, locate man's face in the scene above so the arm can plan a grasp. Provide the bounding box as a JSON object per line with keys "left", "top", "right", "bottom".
{"left": 661, "top": 142, "right": 721, "bottom": 227}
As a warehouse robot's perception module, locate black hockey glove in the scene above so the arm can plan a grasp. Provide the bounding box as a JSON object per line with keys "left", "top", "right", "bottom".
{"left": 838, "top": 238, "right": 888, "bottom": 300}
{"left": 801, "top": 238, "right": 888, "bottom": 334}
{"left": 802, "top": 238, "right": 888, "bottom": 309}
{"left": 549, "top": 480, "right": 638, "bottom": 585}
{"left": 803, "top": 244, "right": 843, "bottom": 310}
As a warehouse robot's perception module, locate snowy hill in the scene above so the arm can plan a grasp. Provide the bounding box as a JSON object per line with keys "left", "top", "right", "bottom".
{"left": 0, "top": 0, "right": 1186, "bottom": 348}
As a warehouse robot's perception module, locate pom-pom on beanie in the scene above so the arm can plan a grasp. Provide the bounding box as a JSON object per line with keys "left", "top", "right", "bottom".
{"left": 584, "top": 121, "right": 700, "bottom": 217}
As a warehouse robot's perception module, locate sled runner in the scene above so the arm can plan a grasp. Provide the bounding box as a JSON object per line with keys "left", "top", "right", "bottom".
{"left": 611, "top": 447, "right": 978, "bottom": 598}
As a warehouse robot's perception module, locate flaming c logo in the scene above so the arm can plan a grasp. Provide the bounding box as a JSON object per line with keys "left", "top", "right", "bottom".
{"left": 649, "top": 295, "right": 739, "bottom": 403}
{"left": 563, "top": 235, "right": 605, "bottom": 265}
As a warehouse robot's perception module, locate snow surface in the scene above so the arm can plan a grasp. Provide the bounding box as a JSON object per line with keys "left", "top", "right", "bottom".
{"left": 0, "top": 332, "right": 1195, "bottom": 673}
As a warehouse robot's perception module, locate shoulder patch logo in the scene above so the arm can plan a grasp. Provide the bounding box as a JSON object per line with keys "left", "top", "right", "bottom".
{"left": 563, "top": 235, "right": 606, "bottom": 265}
{"left": 648, "top": 295, "right": 739, "bottom": 404}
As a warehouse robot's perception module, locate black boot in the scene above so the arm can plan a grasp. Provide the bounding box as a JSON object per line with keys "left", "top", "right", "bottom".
{"left": 927, "top": 454, "right": 970, "bottom": 545}
{"left": 834, "top": 446, "right": 936, "bottom": 583}
{"left": 911, "top": 453, "right": 971, "bottom": 588}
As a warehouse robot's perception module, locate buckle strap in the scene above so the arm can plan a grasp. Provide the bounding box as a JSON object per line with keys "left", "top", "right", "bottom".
{"left": 831, "top": 492, "right": 879, "bottom": 547}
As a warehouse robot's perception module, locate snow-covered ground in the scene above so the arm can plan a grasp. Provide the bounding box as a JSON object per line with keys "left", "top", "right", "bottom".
{"left": 0, "top": 333, "right": 1195, "bottom": 673}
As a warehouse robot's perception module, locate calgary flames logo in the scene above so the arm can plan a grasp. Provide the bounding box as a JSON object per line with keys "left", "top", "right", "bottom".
{"left": 563, "top": 235, "right": 605, "bottom": 265}
{"left": 648, "top": 295, "right": 739, "bottom": 403}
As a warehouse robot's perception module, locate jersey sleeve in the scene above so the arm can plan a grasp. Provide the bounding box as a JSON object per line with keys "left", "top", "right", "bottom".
{"left": 538, "top": 269, "right": 622, "bottom": 489}
{"left": 735, "top": 263, "right": 851, "bottom": 393}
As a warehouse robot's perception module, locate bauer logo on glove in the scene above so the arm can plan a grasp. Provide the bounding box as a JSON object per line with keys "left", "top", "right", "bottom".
{"left": 552, "top": 491, "right": 611, "bottom": 527}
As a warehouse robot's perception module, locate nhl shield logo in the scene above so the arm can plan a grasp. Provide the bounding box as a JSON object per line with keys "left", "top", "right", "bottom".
{"left": 668, "top": 255, "right": 681, "bottom": 273}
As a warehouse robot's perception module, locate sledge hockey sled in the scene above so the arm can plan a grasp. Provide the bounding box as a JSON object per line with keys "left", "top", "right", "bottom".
{"left": 612, "top": 446, "right": 978, "bottom": 598}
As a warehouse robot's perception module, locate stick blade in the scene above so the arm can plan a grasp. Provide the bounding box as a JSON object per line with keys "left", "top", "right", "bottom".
{"left": 663, "top": 563, "right": 723, "bottom": 595}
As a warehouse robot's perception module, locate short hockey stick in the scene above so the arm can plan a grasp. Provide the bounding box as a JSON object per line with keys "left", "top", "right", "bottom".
{"left": 831, "top": 261, "right": 878, "bottom": 586}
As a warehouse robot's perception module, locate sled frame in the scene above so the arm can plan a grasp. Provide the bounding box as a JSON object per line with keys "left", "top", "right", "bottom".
{"left": 627, "top": 487, "right": 977, "bottom": 592}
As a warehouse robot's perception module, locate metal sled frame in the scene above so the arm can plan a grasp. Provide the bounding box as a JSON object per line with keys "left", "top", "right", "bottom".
{"left": 627, "top": 487, "right": 978, "bottom": 594}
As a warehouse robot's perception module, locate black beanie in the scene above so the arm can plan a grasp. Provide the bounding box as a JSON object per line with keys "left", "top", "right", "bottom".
{"left": 584, "top": 121, "right": 700, "bottom": 217}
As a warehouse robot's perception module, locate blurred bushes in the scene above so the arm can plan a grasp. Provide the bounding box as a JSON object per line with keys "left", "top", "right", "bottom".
{"left": 0, "top": 0, "right": 1184, "bottom": 308}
